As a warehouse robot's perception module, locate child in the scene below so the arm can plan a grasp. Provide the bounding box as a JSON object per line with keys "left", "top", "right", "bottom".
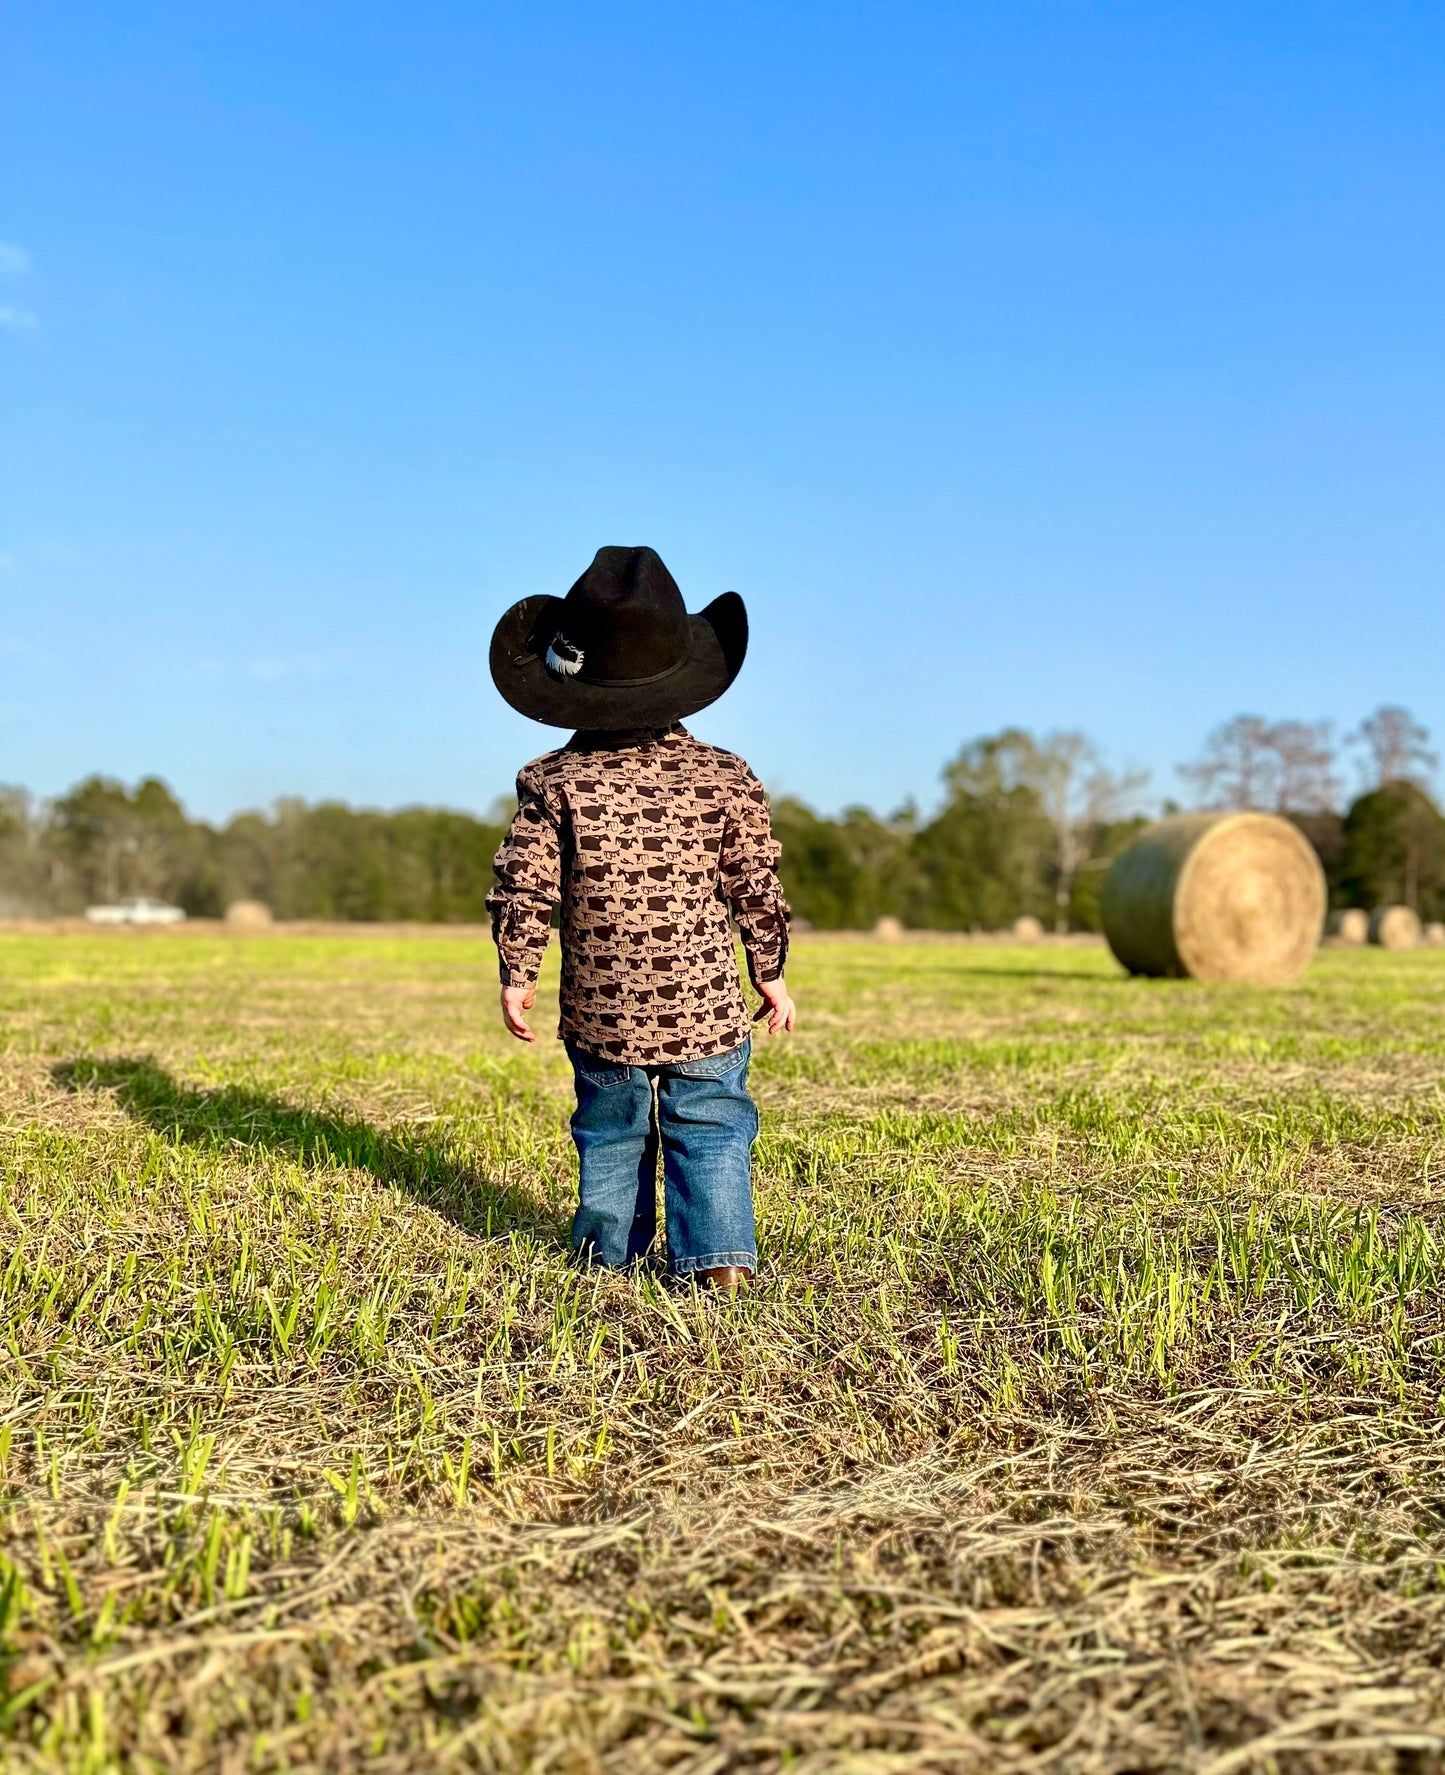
{"left": 486, "top": 545, "right": 794, "bottom": 1289}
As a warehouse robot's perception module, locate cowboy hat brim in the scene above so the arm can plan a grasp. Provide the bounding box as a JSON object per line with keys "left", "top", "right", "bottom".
{"left": 489, "top": 591, "right": 748, "bottom": 728}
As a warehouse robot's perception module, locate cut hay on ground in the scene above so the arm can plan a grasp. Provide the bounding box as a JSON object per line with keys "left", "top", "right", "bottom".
{"left": 1102, "top": 812, "right": 1326, "bottom": 984}
{"left": 1, "top": 934, "right": 1443, "bottom": 1771}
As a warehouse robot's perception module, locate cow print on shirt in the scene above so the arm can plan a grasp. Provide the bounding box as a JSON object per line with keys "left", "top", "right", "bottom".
{"left": 487, "top": 726, "right": 790, "bottom": 1065}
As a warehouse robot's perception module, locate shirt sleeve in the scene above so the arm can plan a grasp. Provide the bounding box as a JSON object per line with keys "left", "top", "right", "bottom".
{"left": 719, "top": 762, "right": 791, "bottom": 987}
{"left": 486, "top": 766, "right": 562, "bottom": 988}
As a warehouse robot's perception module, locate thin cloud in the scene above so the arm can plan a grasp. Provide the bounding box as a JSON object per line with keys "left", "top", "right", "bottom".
{"left": 0, "top": 242, "right": 31, "bottom": 278}
{"left": 0, "top": 306, "right": 38, "bottom": 331}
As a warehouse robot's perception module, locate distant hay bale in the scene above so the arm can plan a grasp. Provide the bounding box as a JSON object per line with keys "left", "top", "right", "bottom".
{"left": 1012, "top": 915, "right": 1044, "bottom": 943}
{"left": 1102, "top": 812, "right": 1325, "bottom": 985}
{"left": 1426, "top": 922, "right": 1445, "bottom": 947}
{"left": 1331, "top": 908, "right": 1369, "bottom": 945}
{"left": 224, "top": 900, "right": 274, "bottom": 932}
{"left": 872, "top": 915, "right": 905, "bottom": 943}
{"left": 1369, "top": 905, "right": 1421, "bottom": 949}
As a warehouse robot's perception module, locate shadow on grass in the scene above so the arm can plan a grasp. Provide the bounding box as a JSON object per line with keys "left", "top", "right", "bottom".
{"left": 52, "top": 1056, "right": 568, "bottom": 1249}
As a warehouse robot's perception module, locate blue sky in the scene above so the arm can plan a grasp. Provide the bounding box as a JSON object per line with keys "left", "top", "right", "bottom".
{"left": 2, "top": 1, "right": 1442, "bottom": 822}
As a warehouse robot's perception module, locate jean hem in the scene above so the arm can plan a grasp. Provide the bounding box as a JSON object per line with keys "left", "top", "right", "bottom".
{"left": 668, "top": 1251, "right": 756, "bottom": 1276}
{"left": 570, "top": 1249, "right": 661, "bottom": 1273}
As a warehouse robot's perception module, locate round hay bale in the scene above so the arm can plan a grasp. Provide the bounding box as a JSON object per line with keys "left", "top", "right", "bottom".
{"left": 1425, "top": 922, "right": 1445, "bottom": 947}
{"left": 1331, "top": 908, "right": 1369, "bottom": 945}
{"left": 224, "top": 900, "right": 274, "bottom": 932}
{"left": 1102, "top": 812, "right": 1325, "bottom": 985}
{"left": 872, "top": 915, "right": 905, "bottom": 943}
{"left": 1012, "top": 914, "right": 1044, "bottom": 943}
{"left": 1368, "top": 905, "right": 1421, "bottom": 949}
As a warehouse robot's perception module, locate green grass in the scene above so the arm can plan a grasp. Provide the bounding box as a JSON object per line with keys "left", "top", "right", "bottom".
{"left": 2, "top": 931, "right": 1444, "bottom": 1771}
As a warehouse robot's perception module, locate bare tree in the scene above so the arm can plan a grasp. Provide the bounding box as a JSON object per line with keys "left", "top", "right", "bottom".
{"left": 1033, "top": 732, "right": 1149, "bottom": 932}
{"left": 1179, "top": 716, "right": 1278, "bottom": 810}
{"left": 1351, "top": 705, "right": 1436, "bottom": 790}
{"left": 1180, "top": 715, "right": 1337, "bottom": 813}
{"left": 1265, "top": 720, "right": 1337, "bottom": 813}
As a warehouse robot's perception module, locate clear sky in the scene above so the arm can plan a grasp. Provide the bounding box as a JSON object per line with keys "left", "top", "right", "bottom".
{"left": 3, "top": 1, "right": 1442, "bottom": 822}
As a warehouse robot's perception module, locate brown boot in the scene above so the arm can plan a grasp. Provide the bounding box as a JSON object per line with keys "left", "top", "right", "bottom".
{"left": 699, "top": 1265, "right": 751, "bottom": 1293}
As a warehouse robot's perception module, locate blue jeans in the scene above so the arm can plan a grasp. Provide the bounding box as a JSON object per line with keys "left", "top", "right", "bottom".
{"left": 567, "top": 1038, "right": 758, "bottom": 1275}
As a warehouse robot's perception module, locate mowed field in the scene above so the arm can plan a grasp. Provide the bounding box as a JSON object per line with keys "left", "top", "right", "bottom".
{"left": 2, "top": 932, "right": 1444, "bottom": 1774}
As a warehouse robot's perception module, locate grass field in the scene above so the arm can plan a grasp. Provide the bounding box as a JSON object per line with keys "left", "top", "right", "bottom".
{"left": 2, "top": 931, "right": 1444, "bottom": 1773}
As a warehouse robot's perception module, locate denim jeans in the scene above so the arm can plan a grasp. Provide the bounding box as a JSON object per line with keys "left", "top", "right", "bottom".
{"left": 566, "top": 1038, "right": 758, "bottom": 1275}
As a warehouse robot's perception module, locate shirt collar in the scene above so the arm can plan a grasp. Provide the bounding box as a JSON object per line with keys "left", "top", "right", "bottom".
{"left": 567, "top": 723, "right": 688, "bottom": 753}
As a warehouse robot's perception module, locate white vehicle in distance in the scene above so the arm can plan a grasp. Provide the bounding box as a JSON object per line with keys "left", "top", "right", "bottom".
{"left": 85, "top": 898, "right": 187, "bottom": 925}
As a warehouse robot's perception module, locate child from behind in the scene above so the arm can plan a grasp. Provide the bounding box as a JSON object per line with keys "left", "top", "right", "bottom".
{"left": 485, "top": 546, "right": 794, "bottom": 1289}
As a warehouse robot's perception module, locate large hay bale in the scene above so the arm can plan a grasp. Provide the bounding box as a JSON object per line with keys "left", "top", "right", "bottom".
{"left": 1012, "top": 914, "right": 1044, "bottom": 943}
{"left": 1331, "top": 908, "right": 1369, "bottom": 945}
{"left": 1369, "top": 905, "right": 1421, "bottom": 949}
{"left": 872, "top": 915, "right": 905, "bottom": 943}
{"left": 1102, "top": 812, "right": 1325, "bottom": 984}
{"left": 1426, "top": 922, "right": 1445, "bottom": 948}
{"left": 225, "top": 900, "right": 274, "bottom": 932}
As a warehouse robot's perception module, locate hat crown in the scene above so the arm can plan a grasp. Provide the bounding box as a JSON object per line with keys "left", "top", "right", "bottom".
{"left": 554, "top": 546, "right": 689, "bottom": 685}
{"left": 490, "top": 546, "right": 748, "bottom": 728}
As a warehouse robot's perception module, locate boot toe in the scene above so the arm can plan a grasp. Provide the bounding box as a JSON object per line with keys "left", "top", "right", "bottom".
{"left": 698, "top": 1265, "right": 751, "bottom": 1293}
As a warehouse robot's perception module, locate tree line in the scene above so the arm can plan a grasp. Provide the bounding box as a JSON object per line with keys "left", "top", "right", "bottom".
{"left": 1, "top": 703, "right": 1440, "bottom": 927}
{"left": 775, "top": 706, "right": 1443, "bottom": 930}
{"left": 0, "top": 780, "right": 508, "bottom": 923}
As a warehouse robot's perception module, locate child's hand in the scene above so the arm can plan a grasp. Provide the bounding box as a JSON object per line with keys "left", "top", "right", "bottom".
{"left": 501, "top": 984, "right": 537, "bottom": 1042}
{"left": 752, "top": 977, "right": 797, "bottom": 1036}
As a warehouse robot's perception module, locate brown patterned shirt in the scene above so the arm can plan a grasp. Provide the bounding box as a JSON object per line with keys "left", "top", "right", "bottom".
{"left": 487, "top": 726, "right": 790, "bottom": 1064}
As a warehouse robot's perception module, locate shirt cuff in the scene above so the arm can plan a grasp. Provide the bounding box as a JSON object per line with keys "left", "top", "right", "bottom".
{"left": 744, "top": 937, "right": 788, "bottom": 988}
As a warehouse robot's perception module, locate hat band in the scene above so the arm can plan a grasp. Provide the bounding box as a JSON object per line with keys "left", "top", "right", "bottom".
{"left": 544, "top": 629, "right": 691, "bottom": 689}
{"left": 580, "top": 656, "right": 690, "bottom": 688}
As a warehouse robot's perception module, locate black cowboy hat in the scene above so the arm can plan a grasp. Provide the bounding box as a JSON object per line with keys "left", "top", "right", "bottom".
{"left": 489, "top": 546, "right": 748, "bottom": 728}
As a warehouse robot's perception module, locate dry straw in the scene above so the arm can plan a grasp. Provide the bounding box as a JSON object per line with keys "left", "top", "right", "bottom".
{"left": 1102, "top": 811, "right": 1326, "bottom": 984}
{"left": 1011, "top": 913, "right": 1044, "bottom": 942}
{"left": 1331, "top": 907, "right": 1369, "bottom": 945}
{"left": 1370, "top": 905, "right": 1422, "bottom": 949}
{"left": 872, "top": 914, "right": 905, "bottom": 942}
{"left": 224, "top": 900, "right": 275, "bottom": 932}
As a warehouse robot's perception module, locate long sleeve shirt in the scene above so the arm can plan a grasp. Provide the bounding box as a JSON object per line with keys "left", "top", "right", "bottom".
{"left": 486, "top": 725, "right": 790, "bottom": 1064}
